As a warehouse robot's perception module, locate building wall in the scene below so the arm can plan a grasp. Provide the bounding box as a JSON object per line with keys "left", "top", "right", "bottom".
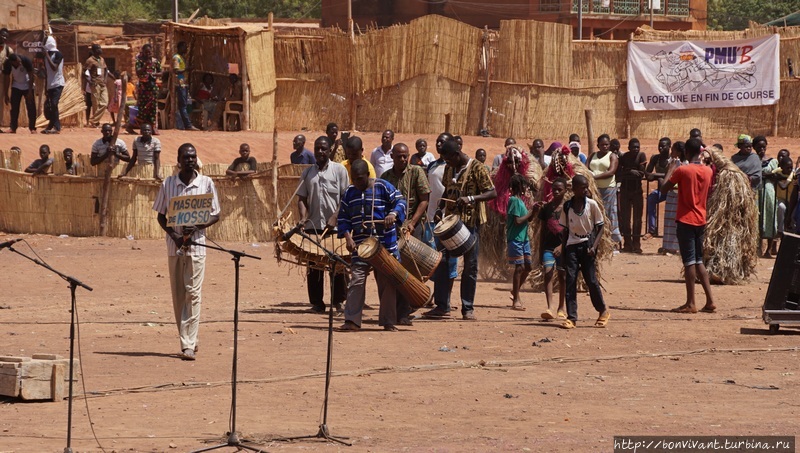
{"left": 0, "top": 0, "right": 44, "bottom": 30}
{"left": 322, "top": 0, "right": 705, "bottom": 34}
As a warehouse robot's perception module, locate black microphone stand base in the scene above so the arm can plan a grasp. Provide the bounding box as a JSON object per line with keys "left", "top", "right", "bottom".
{"left": 192, "top": 431, "right": 264, "bottom": 453}
{"left": 281, "top": 423, "right": 350, "bottom": 446}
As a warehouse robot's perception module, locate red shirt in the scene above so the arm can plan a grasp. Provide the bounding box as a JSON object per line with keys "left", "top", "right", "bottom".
{"left": 668, "top": 163, "right": 713, "bottom": 226}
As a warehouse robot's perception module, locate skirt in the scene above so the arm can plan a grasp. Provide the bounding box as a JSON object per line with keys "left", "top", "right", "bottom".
{"left": 598, "top": 186, "right": 622, "bottom": 243}
{"left": 662, "top": 190, "right": 679, "bottom": 252}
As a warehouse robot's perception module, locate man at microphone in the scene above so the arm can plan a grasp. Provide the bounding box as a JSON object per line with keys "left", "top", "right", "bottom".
{"left": 296, "top": 135, "right": 350, "bottom": 313}
{"left": 153, "top": 143, "right": 220, "bottom": 361}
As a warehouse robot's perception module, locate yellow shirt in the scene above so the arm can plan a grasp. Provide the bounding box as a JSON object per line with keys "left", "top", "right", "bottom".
{"left": 341, "top": 159, "right": 376, "bottom": 182}
{"left": 774, "top": 168, "right": 794, "bottom": 202}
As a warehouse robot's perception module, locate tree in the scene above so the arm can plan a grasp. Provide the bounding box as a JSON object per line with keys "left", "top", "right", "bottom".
{"left": 708, "top": 0, "right": 800, "bottom": 30}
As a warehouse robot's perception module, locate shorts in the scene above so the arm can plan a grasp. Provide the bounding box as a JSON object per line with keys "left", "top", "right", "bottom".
{"left": 676, "top": 221, "right": 705, "bottom": 266}
{"left": 508, "top": 240, "right": 531, "bottom": 265}
{"left": 542, "top": 249, "right": 563, "bottom": 270}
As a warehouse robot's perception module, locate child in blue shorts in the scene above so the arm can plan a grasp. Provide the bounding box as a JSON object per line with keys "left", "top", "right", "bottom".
{"left": 507, "top": 175, "right": 537, "bottom": 311}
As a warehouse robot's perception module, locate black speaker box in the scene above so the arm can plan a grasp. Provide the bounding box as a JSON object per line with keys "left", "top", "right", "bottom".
{"left": 764, "top": 232, "right": 800, "bottom": 311}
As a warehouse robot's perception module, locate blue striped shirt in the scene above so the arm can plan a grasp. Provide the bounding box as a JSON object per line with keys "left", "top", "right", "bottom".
{"left": 338, "top": 179, "right": 406, "bottom": 259}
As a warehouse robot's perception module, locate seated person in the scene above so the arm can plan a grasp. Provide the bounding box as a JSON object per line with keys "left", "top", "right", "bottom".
{"left": 221, "top": 73, "right": 243, "bottom": 130}
{"left": 25, "top": 145, "right": 54, "bottom": 175}
{"left": 194, "top": 73, "right": 221, "bottom": 131}
{"left": 63, "top": 148, "right": 80, "bottom": 176}
{"left": 226, "top": 143, "right": 257, "bottom": 178}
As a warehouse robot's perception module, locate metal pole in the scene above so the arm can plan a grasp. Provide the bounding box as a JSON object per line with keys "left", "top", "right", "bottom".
{"left": 172, "top": 0, "right": 179, "bottom": 22}
{"left": 577, "top": 0, "right": 583, "bottom": 40}
{"left": 649, "top": 0, "right": 654, "bottom": 28}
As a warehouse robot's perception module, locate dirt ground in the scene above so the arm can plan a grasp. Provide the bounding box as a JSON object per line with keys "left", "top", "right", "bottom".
{"left": 1, "top": 128, "right": 799, "bottom": 452}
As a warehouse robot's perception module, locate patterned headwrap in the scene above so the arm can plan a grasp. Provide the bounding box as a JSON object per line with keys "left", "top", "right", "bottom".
{"left": 736, "top": 134, "right": 752, "bottom": 147}
{"left": 541, "top": 146, "right": 575, "bottom": 202}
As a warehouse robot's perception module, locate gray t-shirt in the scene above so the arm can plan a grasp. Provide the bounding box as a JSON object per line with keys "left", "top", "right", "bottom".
{"left": 297, "top": 161, "right": 350, "bottom": 230}
{"left": 731, "top": 151, "right": 762, "bottom": 189}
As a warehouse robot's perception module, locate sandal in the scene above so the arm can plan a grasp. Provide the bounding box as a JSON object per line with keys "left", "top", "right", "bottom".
{"left": 336, "top": 321, "right": 360, "bottom": 332}
{"left": 560, "top": 319, "right": 575, "bottom": 329}
{"left": 383, "top": 325, "right": 399, "bottom": 332}
{"left": 556, "top": 310, "right": 567, "bottom": 319}
{"left": 594, "top": 311, "right": 611, "bottom": 328}
{"left": 511, "top": 304, "right": 526, "bottom": 311}
{"left": 541, "top": 310, "right": 555, "bottom": 320}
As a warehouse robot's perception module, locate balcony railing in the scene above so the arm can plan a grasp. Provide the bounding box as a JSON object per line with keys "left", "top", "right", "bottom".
{"left": 567, "top": 0, "right": 690, "bottom": 17}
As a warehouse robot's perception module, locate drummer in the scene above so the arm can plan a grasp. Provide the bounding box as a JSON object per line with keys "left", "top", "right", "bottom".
{"left": 380, "top": 142, "right": 431, "bottom": 240}
{"left": 424, "top": 138, "right": 496, "bottom": 321}
{"left": 337, "top": 159, "right": 409, "bottom": 332}
{"left": 296, "top": 136, "right": 350, "bottom": 314}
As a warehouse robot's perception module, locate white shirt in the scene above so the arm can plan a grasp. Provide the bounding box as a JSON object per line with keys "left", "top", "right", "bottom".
{"left": 91, "top": 138, "right": 128, "bottom": 166}
{"left": 153, "top": 172, "right": 221, "bottom": 256}
{"left": 559, "top": 198, "right": 604, "bottom": 246}
{"left": 427, "top": 159, "right": 448, "bottom": 221}
{"left": 10, "top": 64, "right": 31, "bottom": 90}
{"left": 414, "top": 152, "right": 436, "bottom": 168}
{"left": 133, "top": 136, "right": 162, "bottom": 163}
{"left": 370, "top": 146, "right": 394, "bottom": 177}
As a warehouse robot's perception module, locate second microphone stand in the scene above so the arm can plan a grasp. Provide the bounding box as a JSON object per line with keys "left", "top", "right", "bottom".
{"left": 280, "top": 229, "right": 351, "bottom": 446}
{"left": 189, "top": 241, "right": 263, "bottom": 453}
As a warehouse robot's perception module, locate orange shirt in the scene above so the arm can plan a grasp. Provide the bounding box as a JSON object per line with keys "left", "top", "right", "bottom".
{"left": 668, "top": 163, "right": 713, "bottom": 226}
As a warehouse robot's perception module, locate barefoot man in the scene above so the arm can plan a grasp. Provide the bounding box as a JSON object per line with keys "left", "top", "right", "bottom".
{"left": 661, "top": 137, "right": 716, "bottom": 314}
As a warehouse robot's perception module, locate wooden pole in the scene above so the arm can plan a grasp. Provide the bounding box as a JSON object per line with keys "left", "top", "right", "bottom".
{"left": 268, "top": 12, "right": 273, "bottom": 31}
{"left": 240, "top": 31, "right": 250, "bottom": 131}
{"left": 444, "top": 113, "right": 451, "bottom": 134}
{"left": 100, "top": 72, "right": 128, "bottom": 236}
{"left": 773, "top": 103, "right": 779, "bottom": 137}
{"left": 584, "top": 109, "right": 595, "bottom": 155}
{"left": 168, "top": 24, "right": 175, "bottom": 130}
{"left": 479, "top": 26, "right": 491, "bottom": 135}
{"left": 272, "top": 127, "right": 279, "bottom": 214}
{"left": 347, "top": 0, "right": 354, "bottom": 41}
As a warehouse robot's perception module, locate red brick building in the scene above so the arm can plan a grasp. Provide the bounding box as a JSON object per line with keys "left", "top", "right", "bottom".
{"left": 321, "top": 0, "right": 707, "bottom": 39}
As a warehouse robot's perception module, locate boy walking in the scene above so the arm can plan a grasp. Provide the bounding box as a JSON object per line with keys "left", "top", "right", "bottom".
{"left": 507, "top": 174, "right": 536, "bottom": 311}
{"left": 661, "top": 138, "right": 716, "bottom": 314}
{"left": 559, "top": 175, "right": 610, "bottom": 329}
{"left": 539, "top": 177, "right": 567, "bottom": 320}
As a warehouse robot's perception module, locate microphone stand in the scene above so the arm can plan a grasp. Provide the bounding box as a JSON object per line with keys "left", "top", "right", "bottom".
{"left": 187, "top": 240, "right": 264, "bottom": 453}
{"left": 5, "top": 244, "right": 93, "bottom": 453}
{"left": 278, "top": 229, "right": 351, "bottom": 446}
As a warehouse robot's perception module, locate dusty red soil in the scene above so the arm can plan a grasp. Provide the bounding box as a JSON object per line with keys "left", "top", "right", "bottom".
{"left": 1, "top": 128, "right": 799, "bottom": 451}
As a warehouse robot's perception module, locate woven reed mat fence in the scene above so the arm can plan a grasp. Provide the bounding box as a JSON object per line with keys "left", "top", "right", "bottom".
{"left": 1, "top": 63, "right": 84, "bottom": 129}
{"left": 0, "top": 161, "right": 313, "bottom": 242}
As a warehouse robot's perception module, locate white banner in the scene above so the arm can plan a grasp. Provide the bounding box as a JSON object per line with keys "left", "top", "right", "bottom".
{"left": 627, "top": 35, "right": 780, "bottom": 111}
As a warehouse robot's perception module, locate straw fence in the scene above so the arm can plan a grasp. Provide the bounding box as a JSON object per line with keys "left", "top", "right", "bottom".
{"left": 267, "top": 16, "right": 800, "bottom": 140}
{"left": 0, "top": 149, "right": 308, "bottom": 242}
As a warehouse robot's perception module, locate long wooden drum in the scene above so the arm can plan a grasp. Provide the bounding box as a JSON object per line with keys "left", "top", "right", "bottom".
{"left": 358, "top": 237, "right": 432, "bottom": 308}
{"left": 434, "top": 214, "right": 476, "bottom": 257}
{"left": 398, "top": 234, "right": 441, "bottom": 281}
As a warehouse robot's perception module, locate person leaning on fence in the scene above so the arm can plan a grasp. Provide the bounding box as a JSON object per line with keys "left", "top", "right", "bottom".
{"left": 121, "top": 123, "right": 161, "bottom": 179}
{"left": 296, "top": 135, "right": 350, "bottom": 314}
{"left": 644, "top": 137, "right": 672, "bottom": 238}
{"left": 90, "top": 123, "right": 130, "bottom": 167}
{"left": 337, "top": 159, "right": 408, "bottom": 332}
{"left": 63, "top": 148, "right": 80, "bottom": 176}
{"left": 558, "top": 174, "right": 610, "bottom": 330}
{"left": 2, "top": 53, "right": 37, "bottom": 134}
{"left": 153, "top": 143, "right": 220, "bottom": 361}
{"left": 226, "top": 143, "right": 257, "bottom": 178}
{"left": 24, "top": 145, "right": 54, "bottom": 176}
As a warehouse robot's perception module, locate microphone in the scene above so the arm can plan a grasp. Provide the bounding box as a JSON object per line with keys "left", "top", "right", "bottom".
{"left": 281, "top": 225, "right": 302, "bottom": 241}
{"left": 0, "top": 238, "right": 22, "bottom": 250}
